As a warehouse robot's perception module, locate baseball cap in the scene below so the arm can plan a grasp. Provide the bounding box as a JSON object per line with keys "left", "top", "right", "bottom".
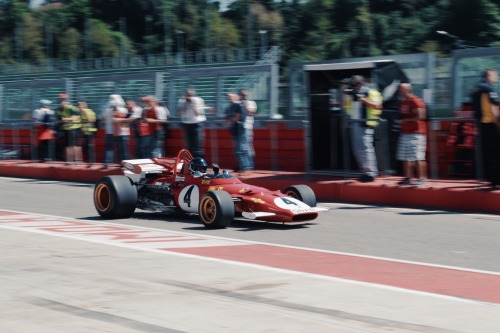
{"left": 39, "top": 99, "right": 52, "bottom": 106}
{"left": 349, "top": 75, "right": 365, "bottom": 85}
{"left": 58, "top": 93, "right": 69, "bottom": 101}
{"left": 141, "top": 95, "right": 157, "bottom": 102}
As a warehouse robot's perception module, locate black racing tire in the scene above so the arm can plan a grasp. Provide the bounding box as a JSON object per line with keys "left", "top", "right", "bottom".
{"left": 199, "top": 191, "right": 235, "bottom": 229}
{"left": 94, "top": 175, "right": 137, "bottom": 219}
{"left": 283, "top": 185, "right": 317, "bottom": 207}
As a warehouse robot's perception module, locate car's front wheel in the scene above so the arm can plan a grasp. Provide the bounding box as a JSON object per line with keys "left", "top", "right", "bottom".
{"left": 199, "top": 191, "right": 234, "bottom": 229}
{"left": 283, "top": 185, "right": 317, "bottom": 207}
{"left": 94, "top": 176, "right": 137, "bottom": 219}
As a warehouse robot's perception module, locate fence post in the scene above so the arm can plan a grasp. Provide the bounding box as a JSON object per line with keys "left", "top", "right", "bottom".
{"left": 31, "top": 122, "right": 38, "bottom": 161}
{"left": 379, "top": 118, "right": 390, "bottom": 177}
{"left": 428, "top": 120, "right": 437, "bottom": 180}
{"left": 342, "top": 115, "right": 351, "bottom": 180}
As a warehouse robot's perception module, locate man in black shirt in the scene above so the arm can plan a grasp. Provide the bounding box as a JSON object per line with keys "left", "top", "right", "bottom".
{"left": 471, "top": 68, "right": 500, "bottom": 187}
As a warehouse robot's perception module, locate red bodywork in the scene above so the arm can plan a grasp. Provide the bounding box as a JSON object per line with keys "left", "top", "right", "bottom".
{"left": 122, "top": 149, "right": 319, "bottom": 223}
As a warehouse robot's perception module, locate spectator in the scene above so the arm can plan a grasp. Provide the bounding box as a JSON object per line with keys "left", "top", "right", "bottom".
{"left": 32, "top": 99, "right": 55, "bottom": 161}
{"left": 225, "top": 92, "right": 250, "bottom": 174}
{"left": 101, "top": 94, "right": 129, "bottom": 168}
{"left": 471, "top": 68, "right": 500, "bottom": 187}
{"left": 78, "top": 101, "right": 97, "bottom": 165}
{"left": 396, "top": 83, "right": 428, "bottom": 186}
{"left": 344, "top": 75, "right": 383, "bottom": 182}
{"left": 178, "top": 89, "right": 207, "bottom": 158}
{"left": 239, "top": 89, "right": 257, "bottom": 170}
{"left": 56, "top": 93, "right": 82, "bottom": 164}
{"left": 140, "top": 95, "right": 169, "bottom": 158}
{"left": 125, "top": 99, "right": 144, "bottom": 158}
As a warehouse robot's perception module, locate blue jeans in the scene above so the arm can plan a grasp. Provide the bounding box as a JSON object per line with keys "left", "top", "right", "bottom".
{"left": 152, "top": 128, "right": 165, "bottom": 158}
{"left": 104, "top": 134, "right": 130, "bottom": 164}
{"left": 140, "top": 133, "right": 156, "bottom": 159}
{"left": 232, "top": 122, "right": 251, "bottom": 171}
{"left": 246, "top": 128, "right": 254, "bottom": 170}
{"left": 182, "top": 122, "right": 204, "bottom": 158}
{"left": 115, "top": 135, "right": 130, "bottom": 161}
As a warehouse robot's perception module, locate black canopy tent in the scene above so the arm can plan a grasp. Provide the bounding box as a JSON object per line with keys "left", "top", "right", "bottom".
{"left": 304, "top": 60, "right": 409, "bottom": 172}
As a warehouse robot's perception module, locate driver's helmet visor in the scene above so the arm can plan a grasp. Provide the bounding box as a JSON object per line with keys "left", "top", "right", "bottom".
{"left": 193, "top": 165, "right": 207, "bottom": 173}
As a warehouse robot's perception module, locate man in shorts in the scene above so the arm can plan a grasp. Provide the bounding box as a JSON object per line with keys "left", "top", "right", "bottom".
{"left": 396, "top": 83, "right": 428, "bottom": 186}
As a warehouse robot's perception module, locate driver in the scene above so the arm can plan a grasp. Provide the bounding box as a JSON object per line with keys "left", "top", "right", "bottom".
{"left": 189, "top": 157, "right": 208, "bottom": 175}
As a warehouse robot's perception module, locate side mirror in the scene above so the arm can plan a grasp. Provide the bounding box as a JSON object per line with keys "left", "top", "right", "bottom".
{"left": 193, "top": 171, "right": 203, "bottom": 178}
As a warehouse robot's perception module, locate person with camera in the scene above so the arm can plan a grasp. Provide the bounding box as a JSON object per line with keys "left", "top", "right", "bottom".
{"left": 178, "top": 89, "right": 207, "bottom": 158}
{"left": 344, "top": 75, "right": 383, "bottom": 183}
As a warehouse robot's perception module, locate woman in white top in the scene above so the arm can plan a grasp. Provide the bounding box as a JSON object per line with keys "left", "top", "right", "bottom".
{"left": 101, "top": 94, "right": 129, "bottom": 168}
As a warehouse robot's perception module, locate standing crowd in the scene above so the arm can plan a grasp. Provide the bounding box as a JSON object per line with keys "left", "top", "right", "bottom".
{"left": 31, "top": 89, "right": 257, "bottom": 174}
{"left": 29, "top": 71, "right": 500, "bottom": 184}
{"left": 345, "top": 67, "right": 500, "bottom": 188}
{"left": 345, "top": 75, "right": 428, "bottom": 186}
{"left": 32, "top": 93, "right": 170, "bottom": 167}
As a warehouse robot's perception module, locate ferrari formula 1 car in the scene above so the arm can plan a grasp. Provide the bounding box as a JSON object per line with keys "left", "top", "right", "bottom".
{"left": 93, "top": 149, "right": 326, "bottom": 228}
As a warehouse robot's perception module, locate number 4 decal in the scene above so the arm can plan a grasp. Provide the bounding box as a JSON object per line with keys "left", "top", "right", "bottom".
{"left": 281, "top": 197, "right": 298, "bottom": 206}
{"left": 183, "top": 185, "right": 195, "bottom": 207}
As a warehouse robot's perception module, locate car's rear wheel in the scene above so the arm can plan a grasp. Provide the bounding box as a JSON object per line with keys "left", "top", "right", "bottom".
{"left": 283, "top": 185, "right": 317, "bottom": 207}
{"left": 199, "top": 191, "right": 234, "bottom": 229}
{"left": 94, "top": 176, "right": 137, "bottom": 219}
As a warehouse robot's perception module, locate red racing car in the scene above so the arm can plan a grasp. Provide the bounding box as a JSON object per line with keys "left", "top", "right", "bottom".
{"left": 93, "top": 149, "right": 326, "bottom": 228}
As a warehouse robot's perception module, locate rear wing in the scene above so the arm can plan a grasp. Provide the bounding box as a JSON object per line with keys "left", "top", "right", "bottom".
{"left": 122, "top": 158, "right": 183, "bottom": 175}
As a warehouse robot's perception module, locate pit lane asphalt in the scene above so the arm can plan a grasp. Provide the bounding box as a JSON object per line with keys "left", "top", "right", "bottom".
{"left": 1, "top": 177, "right": 500, "bottom": 333}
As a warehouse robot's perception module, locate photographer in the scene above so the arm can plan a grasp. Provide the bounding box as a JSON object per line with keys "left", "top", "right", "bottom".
{"left": 343, "top": 75, "right": 383, "bottom": 182}
{"left": 178, "top": 89, "right": 207, "bottom": 158}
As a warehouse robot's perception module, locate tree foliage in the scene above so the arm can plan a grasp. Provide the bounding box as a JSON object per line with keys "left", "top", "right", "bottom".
{"left": 0, "top": 0, "right": 499, "bottom": 65}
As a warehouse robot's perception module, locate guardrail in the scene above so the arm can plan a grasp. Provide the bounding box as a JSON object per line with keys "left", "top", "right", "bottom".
{"left": 0, "top": 118, "right": 485, "bottom": 182}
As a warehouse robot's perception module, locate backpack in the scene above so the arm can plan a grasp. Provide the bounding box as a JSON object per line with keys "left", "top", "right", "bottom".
{"left": 42, "top": 111, "right": 57, "bottom": 124}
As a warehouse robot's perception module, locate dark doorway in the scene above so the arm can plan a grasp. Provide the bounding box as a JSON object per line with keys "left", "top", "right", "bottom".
{"left": 305, "top": 61, "right": 409, "bottom": 173}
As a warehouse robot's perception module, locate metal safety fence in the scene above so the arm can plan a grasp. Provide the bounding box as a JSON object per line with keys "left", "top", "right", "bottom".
{"left": 0, "top": 118, "right": 486, "bottom": 182}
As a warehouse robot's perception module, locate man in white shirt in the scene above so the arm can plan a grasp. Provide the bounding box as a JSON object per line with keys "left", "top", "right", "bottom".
{"left": 178, "top": 89, "right": 207, "bottom": 158}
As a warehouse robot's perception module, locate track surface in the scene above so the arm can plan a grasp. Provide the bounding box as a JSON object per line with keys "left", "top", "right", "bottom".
{"left": 1, "top": 177, "right": 500, "bottom": 332}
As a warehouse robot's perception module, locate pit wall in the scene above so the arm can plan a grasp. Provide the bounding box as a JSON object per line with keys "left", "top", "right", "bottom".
{"left": 0, "top": 119, "right": 476, "bottom": 178}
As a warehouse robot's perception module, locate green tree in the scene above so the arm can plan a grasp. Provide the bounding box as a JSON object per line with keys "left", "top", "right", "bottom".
{"left": 57, "top": 27, "right": 82, "bottom": 59}
{"left": 21, "top": 13, "right": 45, "bottom": 62}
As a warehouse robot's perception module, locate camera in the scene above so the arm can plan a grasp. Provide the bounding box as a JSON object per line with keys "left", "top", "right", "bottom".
{"left": 343, "top": 86, "right": 355, "bottom": 95}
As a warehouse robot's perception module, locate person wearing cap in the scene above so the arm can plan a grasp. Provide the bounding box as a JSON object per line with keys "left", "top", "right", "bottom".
{"left": 101, "top": 94, "right": 130, "bottom": 168}
{"left": 32, "top": 99, "right": 55, "bottom": 161}
{"left": 55, "top": 94, "right": 82, "bottom": 163}
{"left": 177, "top": 89, "right": 207, "bottom": 158}
{"left": 343, "top": 75, "right": 383, "bottom": 182}
{"left": 139, "top": 95, "right": 169, "bottom": 158}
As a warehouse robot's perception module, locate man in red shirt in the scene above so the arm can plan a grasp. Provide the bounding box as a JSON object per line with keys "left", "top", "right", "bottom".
{"left": 396, "top": 83, "right": 428, "bottom": 186}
